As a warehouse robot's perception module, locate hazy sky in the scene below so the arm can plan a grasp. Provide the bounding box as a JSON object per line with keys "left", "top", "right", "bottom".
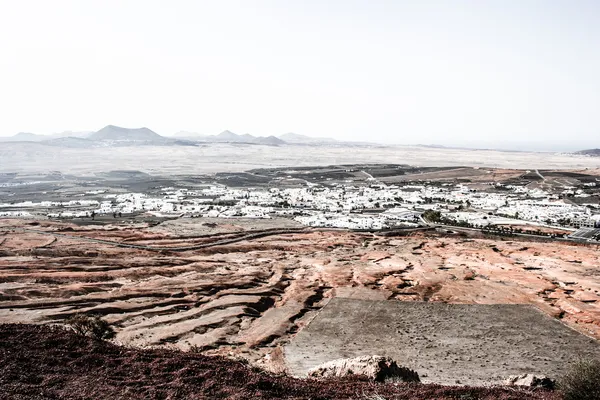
{"left": 0, "top": 1, "right": 599, "bottom": 150}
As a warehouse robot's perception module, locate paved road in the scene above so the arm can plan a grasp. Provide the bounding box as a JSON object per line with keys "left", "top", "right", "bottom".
{"left": 569, "top": 227, "right": 600, "bottom": 240}
{"left": 4, "top": 221, "right": 596, "bottom": 253}
{"left": 418, "top": 213, "right": 588, "bottom": 243}
{"left": 359, "top": 170, "right": 375, "bottom": 181}
{"left": 433, "top": 223, "right": 597, "bottom": 244}
{"left": 534, "top": 169, "right": 545, "bottom": 180}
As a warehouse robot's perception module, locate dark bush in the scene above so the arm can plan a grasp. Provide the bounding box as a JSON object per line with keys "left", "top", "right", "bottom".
{"left": 560, "top": 358, "right": 600, "bottom": 400}
{"left": 65, "top": 314, "right": 115, "bottom": 340}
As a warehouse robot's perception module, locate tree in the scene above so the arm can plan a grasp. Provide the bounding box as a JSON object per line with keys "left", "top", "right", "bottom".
{"left": 422, "top": 210, "right": 442, "bottom": 223}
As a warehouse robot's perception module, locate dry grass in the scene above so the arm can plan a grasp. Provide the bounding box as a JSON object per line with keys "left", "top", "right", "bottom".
{"left": 559, "top": 358, "right": 600, "bottom": 400}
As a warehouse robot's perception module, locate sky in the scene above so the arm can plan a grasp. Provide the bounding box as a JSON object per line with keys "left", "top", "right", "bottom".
{"left": 0, "top": 0, "right": 599, "bottom": 151}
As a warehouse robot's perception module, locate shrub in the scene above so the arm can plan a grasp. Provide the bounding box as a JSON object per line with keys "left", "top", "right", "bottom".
{"left": 422, "top": 210, "right": 442, "bottom": 223}
{"left": 65, "top": 314, "right": 115, "bottom": 340}
{"left": 189, "top": 344, "right": 203, "bottom": 353}
{"left": 560, "top": 358, "right": 600, "bottom": 400}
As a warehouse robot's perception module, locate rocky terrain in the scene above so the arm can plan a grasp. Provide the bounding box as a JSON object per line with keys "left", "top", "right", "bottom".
{"left": 0, "top": 217, "right": 599, "bottom": 382}
{"left": 0, "top": 324, "right": 558, "bottom": 399}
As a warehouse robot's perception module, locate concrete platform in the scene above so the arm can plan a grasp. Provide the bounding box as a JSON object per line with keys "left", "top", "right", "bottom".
{"left": 284, "top": 298, "right": 600, "bottom": 385}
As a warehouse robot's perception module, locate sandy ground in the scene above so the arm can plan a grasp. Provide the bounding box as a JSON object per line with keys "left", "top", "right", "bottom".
{"left": 1, "top": 217, "right": 599, "bottom": 384}
{"left": 285, "top": 299, "right": 600, "bottom": 385}
{"left": 150, "top": 217, "right": 304, "bottom": 237}
{"left": 3, "top": 142, "right": 600, "bottom": 175}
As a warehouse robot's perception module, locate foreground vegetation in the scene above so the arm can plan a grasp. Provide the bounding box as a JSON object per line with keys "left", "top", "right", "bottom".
{"left": 560, "top": 358, "right": 600, "bottom": 400}
{"left": 0, "top": 323, "right": 560, "bottom": 400}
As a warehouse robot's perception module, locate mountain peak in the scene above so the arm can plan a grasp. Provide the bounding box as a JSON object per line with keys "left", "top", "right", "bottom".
{"left": 278, "top": 132, "right": 336, "bottom": 144}
{"left": 575, "top": 148, "right": 600, "bottom": 156}
{"left": 216, "top": 130, "right": 238, "bottom": 137}
{"left": 254, "top": 135, "right": 285, "bottom": 145}
{"left": 0, "top": 132, "right": 44, "bottom": 142}
{"left": 14, "top": 132, "right": 41, "bottom": 139}
{"left": 90, "top": 125, "right": 163, "bottom": 141}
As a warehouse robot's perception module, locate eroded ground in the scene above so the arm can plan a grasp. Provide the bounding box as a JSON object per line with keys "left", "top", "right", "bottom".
{"left": 0, "top": 217, "right": 599, "bottom": 380}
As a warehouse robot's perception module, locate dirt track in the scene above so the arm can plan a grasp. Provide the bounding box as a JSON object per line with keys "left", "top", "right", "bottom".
{"left": 0, "top": 217, "right": 599, "bottom": 378}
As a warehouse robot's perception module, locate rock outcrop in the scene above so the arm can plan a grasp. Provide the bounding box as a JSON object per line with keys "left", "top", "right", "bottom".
{"left": 308, "top": 355, "right": 420, "bottom": 382}
{"left": 504, "top": 374, "right": 556, "bottom": 389}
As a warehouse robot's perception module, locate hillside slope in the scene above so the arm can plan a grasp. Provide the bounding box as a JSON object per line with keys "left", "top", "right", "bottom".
{"left": 199, "top": 130, "right": 287, "bottom": 145}
{"left": 278, "top": 132, "right": 336, "bottom": 144}
{"left": 89, "top": 125, "right": 164, "bottom": 141}
{"left": 575, "top": 148, "right": 600, "bottom": 156}
{"left": 0, "top": 324, "right": 556, "bottom": 400}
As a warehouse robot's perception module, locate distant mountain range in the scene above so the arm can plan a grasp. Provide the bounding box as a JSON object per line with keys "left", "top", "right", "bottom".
{"left": 179, "top": 130, "right": 287, "bottom": 145}
{"left": 1, "top": 128, "right": 592, "bottom": 152}
{"left": 0, "top": 126, "right": 192, "bottom": 147}
{"left": 574, "top": 148, "right": 600, "bottom": 156}
{"left": 1, "top": 131, "right": 93, "bottom": 142}
{"left": 89, "top": 125, "right": 164, "bottom": 141}
{"left": 0, "top": 126, "right": 343, "bottom": 148}
{"left": 278, "top": 132, "right": 337, "bottom": 144}
{"left": 171, "top": 130, "right": 337, "bottom": 145}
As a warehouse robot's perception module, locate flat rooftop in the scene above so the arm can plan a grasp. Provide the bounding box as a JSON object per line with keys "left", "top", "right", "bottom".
{"left": 285, "top": 298, "right": 600, "bottom": 385}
